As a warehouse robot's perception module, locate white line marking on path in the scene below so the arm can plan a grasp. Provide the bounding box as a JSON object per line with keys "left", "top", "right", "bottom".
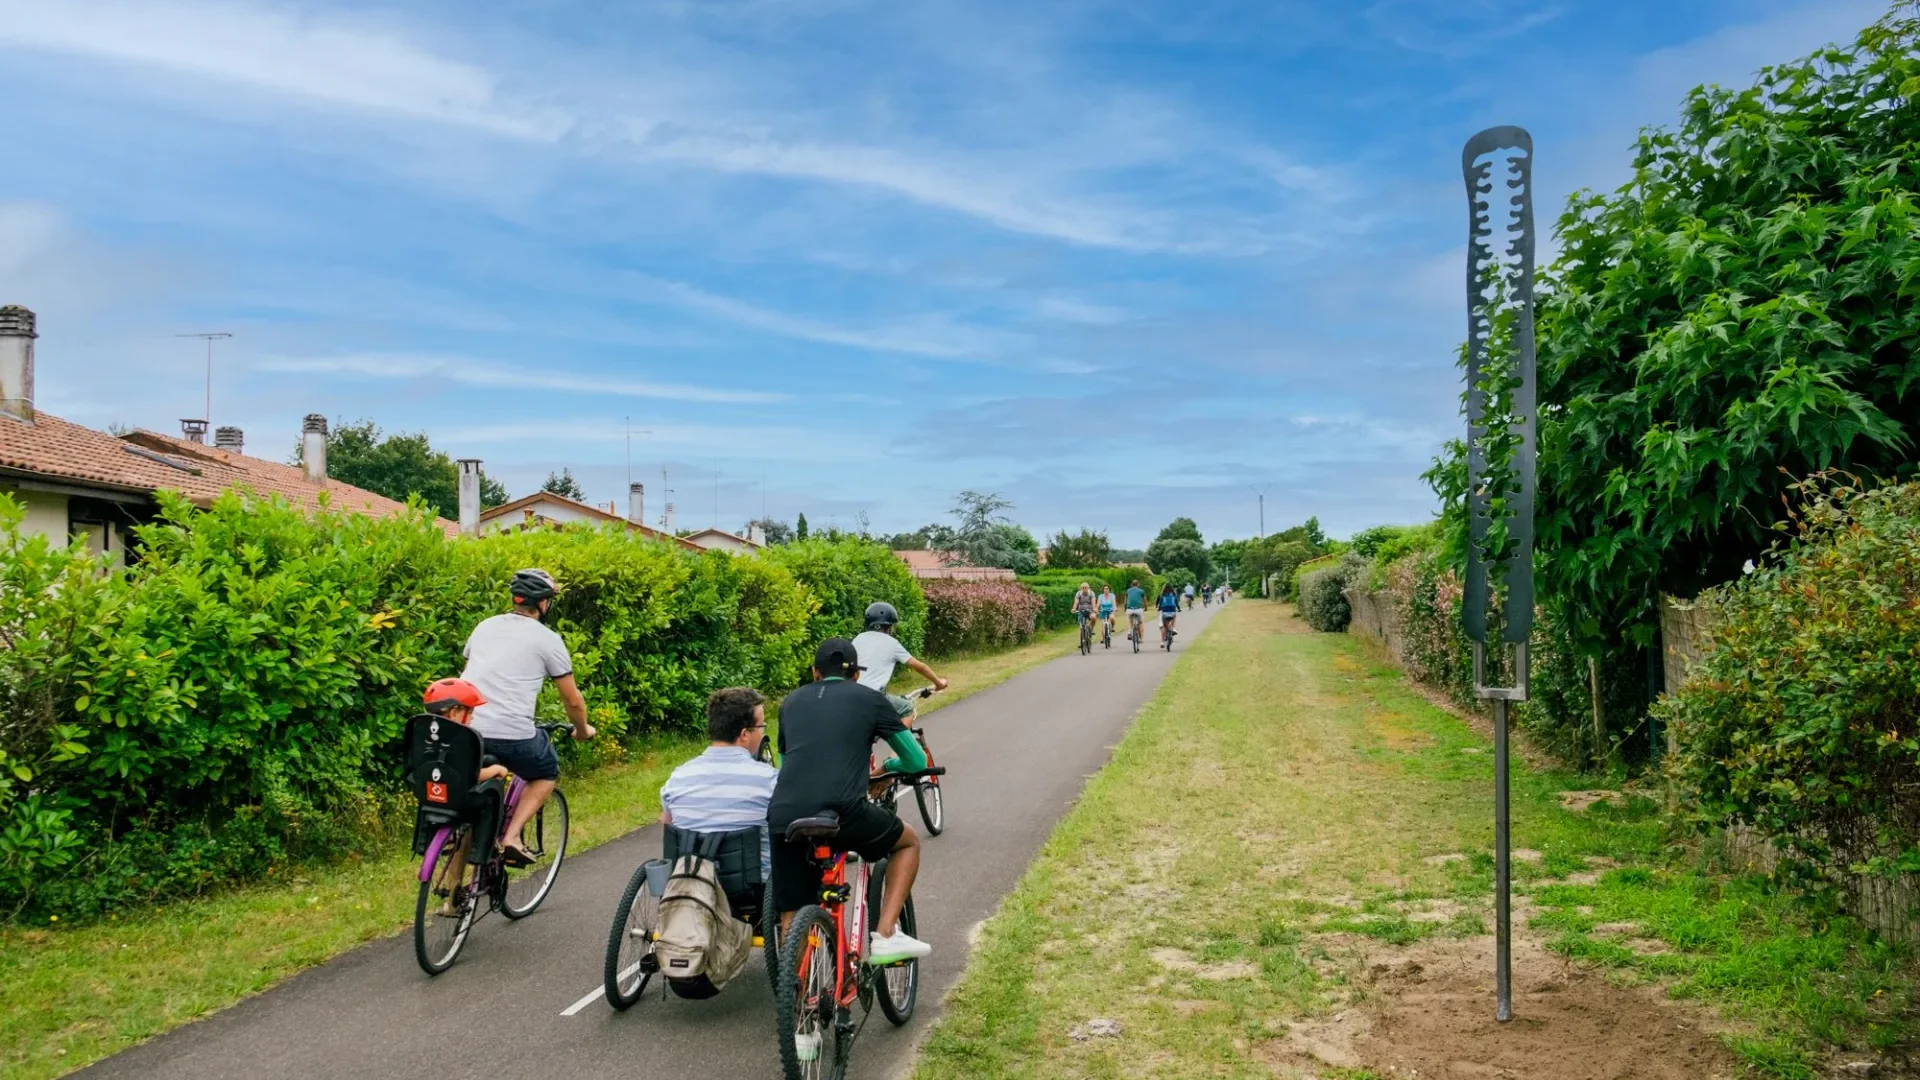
{"left": 561, "top": 963, "right": 639, "bottom": 1017}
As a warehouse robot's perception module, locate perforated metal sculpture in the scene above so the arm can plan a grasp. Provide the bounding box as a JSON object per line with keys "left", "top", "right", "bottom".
{"left": 1461, "top": 125, "right": 1538, "bottom": 1024}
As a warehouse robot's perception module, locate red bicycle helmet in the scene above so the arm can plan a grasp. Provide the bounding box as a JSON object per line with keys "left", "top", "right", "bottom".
{"left": 422, "top": 678, "right": 488, "bottom": 713}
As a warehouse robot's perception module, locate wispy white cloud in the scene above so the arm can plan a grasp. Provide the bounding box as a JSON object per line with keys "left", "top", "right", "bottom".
{"left": 0, "top": 0, "right": 1330, "bottom": 254}
{"left": 1032, "top": 295, "right": 1132, "bottom": 326}
{"left": 258, "top": 352, "right": 787, "bottom": 404}
{"left": 637, "top": 274, "right": 1026, "bottom": 361}
{"left": 0, "top": 0, "right": 564, "bottom": 138}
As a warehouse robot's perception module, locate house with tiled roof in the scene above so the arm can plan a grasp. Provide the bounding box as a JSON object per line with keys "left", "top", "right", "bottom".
{"left": 478, "top": 487, "right": 705, "bottom": 551}
{"left": 682, "top": 525, "right": 766, "bottom": 553}
{"left": 892, "top": 548, "right": 1016, "bottom": 581}
{"left": 0, "top": 306, "right": 456, "bottom": 565}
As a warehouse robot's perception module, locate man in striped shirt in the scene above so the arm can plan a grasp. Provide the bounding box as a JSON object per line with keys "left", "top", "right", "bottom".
{"left": 660, "top": 687, "right": 780, "bottom": 875}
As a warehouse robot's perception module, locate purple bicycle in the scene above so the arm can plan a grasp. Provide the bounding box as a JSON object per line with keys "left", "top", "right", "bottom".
{"left": 409, "top": 720, "right": 572, "bottom": 975}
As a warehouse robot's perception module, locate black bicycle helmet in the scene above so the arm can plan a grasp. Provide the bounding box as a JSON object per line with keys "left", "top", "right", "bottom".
{"left": 864, "top": 600, "right": 899, "bottom": 630}
{"left": 509, "top": 568, "right": 559, "bottom": 604}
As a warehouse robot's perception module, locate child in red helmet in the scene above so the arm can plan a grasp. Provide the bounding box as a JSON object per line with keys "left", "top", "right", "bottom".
{"left": 422, "top": 678, "right": 511, "bottom": 784}
{"left": 421, "top": 678, "right": 508, "bottom": 910}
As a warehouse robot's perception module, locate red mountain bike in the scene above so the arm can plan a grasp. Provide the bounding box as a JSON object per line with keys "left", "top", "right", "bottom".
{"left": 775, "top": 765, "right": 943, "bottom": 1080}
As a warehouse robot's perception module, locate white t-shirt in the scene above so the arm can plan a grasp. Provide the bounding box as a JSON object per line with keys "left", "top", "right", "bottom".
{"left": 460, "top": 612, "right": 573, "bottom": 741}
{"left": 853, "top": 630, "right": 914, "bottom": 693}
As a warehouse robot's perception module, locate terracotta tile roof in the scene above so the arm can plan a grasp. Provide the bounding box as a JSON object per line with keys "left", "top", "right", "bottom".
{"left": 480, "top": 491, "right": 705, "bottom": 551}
{"left": 893, "top": 549, "right": 964, "bottom": 570}
{"left": 0, "top": 411, "right": 457, "bottom": 536}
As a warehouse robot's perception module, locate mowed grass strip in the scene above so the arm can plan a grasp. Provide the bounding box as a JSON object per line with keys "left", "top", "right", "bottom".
{"left": 912, "top": 602, "right": 1912, "bottom": 1080}
{"left": 3, "top": 630, "right": 1075, "bottom": 1080}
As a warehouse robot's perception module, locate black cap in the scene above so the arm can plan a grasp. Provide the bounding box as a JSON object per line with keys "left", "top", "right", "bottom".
{"left": 814, "top": 637, "right": 864, "bottom": 676}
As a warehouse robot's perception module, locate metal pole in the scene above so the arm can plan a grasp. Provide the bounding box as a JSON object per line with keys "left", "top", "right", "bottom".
{"left": 176, "top": 332, "right": 232, "bottom": 424}
{"left": 1493, "top": 696, "right": 1512, "bottom": 1022}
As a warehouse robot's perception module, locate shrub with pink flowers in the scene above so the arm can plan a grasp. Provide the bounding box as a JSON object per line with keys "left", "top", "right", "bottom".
{"left": 921, "top": 579, "right": 1047, "bottom": 656}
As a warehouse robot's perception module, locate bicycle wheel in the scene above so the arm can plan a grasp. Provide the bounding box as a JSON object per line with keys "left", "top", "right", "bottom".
{"left": 914, "top": 778, "right": 945, "bottom": 836}
{"left": 777, "top": 906, "right": 848, "bottom": 1080}
{"left": 414, "top": 830, "right": 475, "bottom": 975}
{"left": 501, "top": 789, "right": 569, "bottom": 919}
{"left": 604, "top": 861, "right": 659, "bottom": 1009}
{"left": 875, "top": 893, "right": 920, "bottom": 1026}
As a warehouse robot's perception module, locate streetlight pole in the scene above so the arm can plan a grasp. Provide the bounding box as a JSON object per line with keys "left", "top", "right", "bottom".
{"left": 1249, "top": 486, "right": 1268, "bottom": 539}
{"left": 176, "top": 332, "right": 232, "bottom": 424}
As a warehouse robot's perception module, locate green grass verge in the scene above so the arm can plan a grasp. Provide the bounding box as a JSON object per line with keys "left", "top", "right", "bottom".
{"left": 911, "top": 602, "right": 1913, "bottom": 1080}
{"left": 2, "top": 626, "right": 1079, "bottom": 1080}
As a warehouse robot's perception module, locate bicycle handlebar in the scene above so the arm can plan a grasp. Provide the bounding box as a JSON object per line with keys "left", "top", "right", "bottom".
{"left": 885, "top": 765, "right": 946, "bottom": 781}
{"left": 537, "top": 721, "right": 573, "bottom": 737}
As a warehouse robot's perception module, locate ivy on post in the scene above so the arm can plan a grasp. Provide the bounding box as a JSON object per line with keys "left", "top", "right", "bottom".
{"left": 1461, "top": 125, "right": 1537, "bottom": 1025}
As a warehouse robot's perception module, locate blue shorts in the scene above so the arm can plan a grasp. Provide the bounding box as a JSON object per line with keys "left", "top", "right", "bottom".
{"left": 484, "top": 732, "right": 560, "bottom": 782}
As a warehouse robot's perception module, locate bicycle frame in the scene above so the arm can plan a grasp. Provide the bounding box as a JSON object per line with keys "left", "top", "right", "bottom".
{"left": 794, "top": 847, "right": 866, "bottom": 1012}
{"left": 418, "top": 773, "right": 527, "bottom": 894}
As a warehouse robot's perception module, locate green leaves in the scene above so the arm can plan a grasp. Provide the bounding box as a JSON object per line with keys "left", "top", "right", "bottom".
{"left": 1432, "top": 8, "right": 1920, "bottom": 650}
{"left": 1662, "top": 478, "right": 1920, "bottom": 880}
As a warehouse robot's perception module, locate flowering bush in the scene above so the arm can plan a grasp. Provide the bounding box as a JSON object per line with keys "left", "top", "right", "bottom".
{"left": 921, "top": 580, "right": 1046, "bottom": 656}
{"left": 1661, "top": 478, "right": 1920, "bottom": 881}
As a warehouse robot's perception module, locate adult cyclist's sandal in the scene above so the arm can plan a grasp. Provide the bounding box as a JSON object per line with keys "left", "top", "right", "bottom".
{"left": 501, "top": 845, "right": 537, "bottom": 868}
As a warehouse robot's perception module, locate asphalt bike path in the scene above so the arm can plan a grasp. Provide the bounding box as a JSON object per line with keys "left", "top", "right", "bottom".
{"left": 79, "top": 602, "right": 1220, "bottom": 1080}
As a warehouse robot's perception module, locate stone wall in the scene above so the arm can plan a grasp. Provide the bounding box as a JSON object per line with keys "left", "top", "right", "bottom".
{"left": 1345, "top": 585, "right": 1407, "bottom": 665}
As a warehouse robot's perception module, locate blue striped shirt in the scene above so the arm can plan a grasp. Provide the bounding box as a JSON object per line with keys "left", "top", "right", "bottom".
{"left": 660, "top": 746, "right": 779, "bottom": 874}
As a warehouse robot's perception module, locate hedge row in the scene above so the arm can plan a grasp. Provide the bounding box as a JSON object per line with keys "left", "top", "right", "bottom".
{"left": 0, "top": 493, "right": 940, "bottom": 920}
{"left": 920, "top": 580, "right": 1047, "bottom": 655}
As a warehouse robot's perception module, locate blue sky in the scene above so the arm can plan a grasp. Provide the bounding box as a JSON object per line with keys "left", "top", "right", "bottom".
{"left": 0, "top": 0, "right": 1887, "bottom": 546}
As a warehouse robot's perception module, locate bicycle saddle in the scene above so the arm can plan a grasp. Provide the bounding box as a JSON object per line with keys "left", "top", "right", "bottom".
{"left": 783, "top": 812, "right": 841, "bottom": 842}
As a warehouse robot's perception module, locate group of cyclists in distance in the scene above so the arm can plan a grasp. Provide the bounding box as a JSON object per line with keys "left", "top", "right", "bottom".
{"left": 1069, "top": 576, "right": 1227, "bottom": 650}
{"left": 419, "top": 569, "right": 944, "bottom": 969}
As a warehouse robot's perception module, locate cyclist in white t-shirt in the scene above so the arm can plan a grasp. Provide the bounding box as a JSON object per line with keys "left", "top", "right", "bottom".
{"left": 853, "top": 601, "right": 948, "bottom": 723}
{"left": 459, "top": 569, "right": 596, "bottom": 865}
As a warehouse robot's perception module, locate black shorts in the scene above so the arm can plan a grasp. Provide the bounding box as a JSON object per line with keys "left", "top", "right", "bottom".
{"left": 770, "top": 801, "right": 905, "bottom": 913}
{"left": 484, "top": 732, "right": 561, "bottom": 782}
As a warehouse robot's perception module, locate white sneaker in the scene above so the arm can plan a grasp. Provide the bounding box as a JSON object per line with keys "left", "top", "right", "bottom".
{"left": 867, "top": 928, "right": 933, "bottom": 965}
{"left": 793, "top": 1030, "right": 821, "bottom": 1062}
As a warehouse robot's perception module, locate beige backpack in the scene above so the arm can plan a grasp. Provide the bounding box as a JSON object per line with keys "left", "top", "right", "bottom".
{"left": 654, "top": 847, "right": 753, "bottom": 999}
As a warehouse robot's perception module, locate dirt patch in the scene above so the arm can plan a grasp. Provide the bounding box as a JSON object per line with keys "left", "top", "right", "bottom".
{"left": 1366, "top": 709, "right": 1435, "bottom": 750}
{"left": 1150, "top": 947, "right": 1260, "bottom": 981}
{"left": 1560, "top": 789, "right": 1623, "bottom": 813}
{"left": 1279, "top": 935, "right": 1738, "bottom": 1079}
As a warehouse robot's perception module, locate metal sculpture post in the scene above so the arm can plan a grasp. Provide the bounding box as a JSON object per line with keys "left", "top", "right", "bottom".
{"left": 1461, "top": 126, "right": 1537, "bottom": 1024}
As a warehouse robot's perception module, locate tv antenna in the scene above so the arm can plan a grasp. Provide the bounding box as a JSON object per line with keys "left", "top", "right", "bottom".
{"left": 176, "top": 332, "right": 232, "bottom": 425}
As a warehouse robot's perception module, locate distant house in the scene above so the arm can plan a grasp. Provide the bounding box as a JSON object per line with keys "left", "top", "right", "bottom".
{"left": 0, "top": 305, "right": 456, "bottom": 565}
{"left": 478, "top": 490, "right": 704, "bottom": 551}
{"left": 892, "top": 549, "right": 1017, "bottom": 581}
{"left": 682, "top": 525, "right": 766, "bottom": 553}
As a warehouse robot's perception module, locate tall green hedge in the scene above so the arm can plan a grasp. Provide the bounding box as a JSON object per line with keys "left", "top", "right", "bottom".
{"left": 0, "top": 491, "right": 817, "bottom": 920}
{"left": 765, "top": 537, "right": 927, "bottom": 655}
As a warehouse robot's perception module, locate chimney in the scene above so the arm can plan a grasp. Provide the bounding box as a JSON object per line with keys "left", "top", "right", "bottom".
{"left": 214, "top": 426, "right": 244, "bottom": 453}
{"left": 180, "top": 418, "right": 209, "bottom": 444}
{"left": 627, "top": 482, "right": 645, "bottom": 526}
{"left": 301, "top": 414, "right": 329, "bottom": 484}
{"left": 456, "top": 458, "right": 482, "bottom": 537}
{"left": 747, "top": 522, "right": 766, "bottom": 547}
{"left": 0, "top": 305, "right": 36, "bottom": 422}
{"left": 664, "top": 501, "right": 675, "bottom": 532}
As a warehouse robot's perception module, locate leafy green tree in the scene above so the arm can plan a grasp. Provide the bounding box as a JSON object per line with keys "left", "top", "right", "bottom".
{"left": 1240, "top": 538, "right": 1312, "bottom": 597}
{"left": 1046, "top": 528, "right": 1113, "bottom": 569}
{"left": 935, "top": 491, "right": 1038, "bottom": 573}
{"left": 1154, "top": 517, "right": 1203, "bottom": 544}
{"left": 1429, "top": 9, "right": 1920, "bottom": 647}
{"left": 796, "top": 513, "right": 810, "bottom": 541}
{"left": 540, "top": 468, "right": 586, "bottom": 502}
{"left": 1208, "top": 538, "right": 1249, "bottom": 584}
{"left": 297, "top": 419, "right": 507, "bottom": 519}
{"left": 1146, "top": 537, "right": 1209, "bottom": 583}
